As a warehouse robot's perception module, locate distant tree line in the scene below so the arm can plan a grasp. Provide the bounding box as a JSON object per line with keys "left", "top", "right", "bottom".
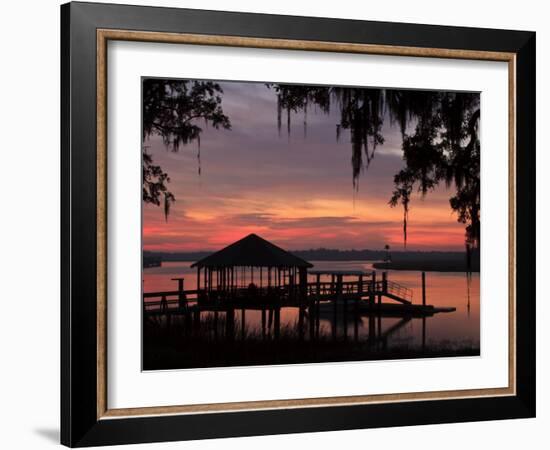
{"left": 144, "top": 248, "right": 479, "bottom": 263}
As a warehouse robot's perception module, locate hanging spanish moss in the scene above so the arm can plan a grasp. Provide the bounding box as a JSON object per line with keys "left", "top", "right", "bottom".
{"left": 141, "top": 78, "right": 231, "bottom": 217}
{"left": 163, "top": 191, "right": 174, "bottom": 222}
{"left": 334, "top": 88, "right": 385, "bottom": 190}
{"left": 271, "top": 85, "right": 479, "bottom": 250}
{"left": 273, "top": 85, "right": 384, "bottom": 191}
{"left": 197, "top": 135, "right": 201, "bottom": 176}
{"left": 276, "top": 95, "right": 282, "bottom": 137}
{"left": 303, "top": 100, "right": 308, "bottom": 138}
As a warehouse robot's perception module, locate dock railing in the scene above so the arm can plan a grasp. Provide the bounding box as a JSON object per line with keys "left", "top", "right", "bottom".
{"left": 143, "top": 277, "right": 415, "bottom": 313}
{"left": 383, "top": 280, "right": 414, "bottom": 303}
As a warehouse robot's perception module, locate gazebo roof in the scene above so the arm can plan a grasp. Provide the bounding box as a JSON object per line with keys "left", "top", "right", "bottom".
{"left": 191, "top": 233, "right": 313, "bottom": 269}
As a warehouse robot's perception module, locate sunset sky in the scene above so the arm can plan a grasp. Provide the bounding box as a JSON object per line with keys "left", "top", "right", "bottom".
{"left": 142, "top": 81, "right": 468, "bottom": 253}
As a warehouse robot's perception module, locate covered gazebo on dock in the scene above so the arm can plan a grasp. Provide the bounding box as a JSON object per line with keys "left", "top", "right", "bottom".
{"left": 190, "top": 233, "right": 313, "bottom": 301}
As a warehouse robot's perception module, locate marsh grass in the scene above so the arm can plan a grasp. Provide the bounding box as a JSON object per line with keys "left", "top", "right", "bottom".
{"left": 143, "top": 313, "right": 479, "bottom": 370}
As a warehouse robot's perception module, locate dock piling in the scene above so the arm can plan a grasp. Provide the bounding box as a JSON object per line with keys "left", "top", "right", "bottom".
{"left": 371, "top": 271, "right": 376, "bottom": 307}
{"left": 422, "top": 272, "right": 426, "bottom": 306}
{"left": 241, "top": 308, "right": 246, "bottom": 339}
{"left": 422, "top": 316, "right": 426, "bottom": 351}
{"left": 368, "top": 314, "right": 375, "bottom": 344}
{"left": 171, "top": 277, "right": 186, "bottom": 310}
{"left": 262, "top": 308, "right": 266, "bottom": 339}
{"left": 274, "top": 306, "right": 280, "bottom": 340}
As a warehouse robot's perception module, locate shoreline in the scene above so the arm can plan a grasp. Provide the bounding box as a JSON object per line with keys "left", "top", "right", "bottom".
{"left": 143, "top": 259, "right": 480, "bottom": 273}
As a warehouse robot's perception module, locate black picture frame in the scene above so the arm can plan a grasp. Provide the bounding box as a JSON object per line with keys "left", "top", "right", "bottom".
{"left": 61, "top": 1, "right": 536, "bottom": 447}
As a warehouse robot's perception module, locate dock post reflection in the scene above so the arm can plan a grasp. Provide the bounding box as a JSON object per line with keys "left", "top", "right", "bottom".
{"left": 261, "top": 307, "right": 266, "bottom": 339}
{"left": 241, "top": 308, "right": 246, "bottom": 339}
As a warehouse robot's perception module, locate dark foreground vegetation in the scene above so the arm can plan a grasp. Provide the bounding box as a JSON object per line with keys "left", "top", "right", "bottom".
{"left": 143, "top": 315, "right": 479, "bottom": 370}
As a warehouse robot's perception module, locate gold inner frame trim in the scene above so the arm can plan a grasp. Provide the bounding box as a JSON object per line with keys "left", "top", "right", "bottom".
{"left": 96, "top": 28, "right": 517, "bottom": 420}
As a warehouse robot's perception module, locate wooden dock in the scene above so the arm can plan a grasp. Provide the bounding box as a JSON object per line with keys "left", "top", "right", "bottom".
{"left": 142, "top": 237, "right": 458, "bottom": 349}
{"left": 143, "top": 270, "right": 457, "bottom": 349}
{"left": 143, "top": 272, "right": 455, "bottom": 319}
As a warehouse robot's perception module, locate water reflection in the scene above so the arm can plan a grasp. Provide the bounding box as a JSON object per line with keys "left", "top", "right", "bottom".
{"left": 144, "top": 261, "right": 479, "bottom": 346}
{"left": 143, "top": 261, "right": 479, "bottom": 369}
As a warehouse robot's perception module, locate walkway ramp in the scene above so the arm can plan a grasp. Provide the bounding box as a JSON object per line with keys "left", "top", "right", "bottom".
{"left": 373, "top": 280, "right": 413, "bottom": 304}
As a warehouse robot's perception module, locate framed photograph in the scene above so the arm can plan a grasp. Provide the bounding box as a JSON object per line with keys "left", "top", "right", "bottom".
{"left": 61, "top": 1, "right": 535, "bottom": 447}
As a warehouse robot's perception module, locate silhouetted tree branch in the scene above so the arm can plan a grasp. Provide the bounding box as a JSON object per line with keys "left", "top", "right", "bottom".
{"left": 271, "top": 85, "right": 480, "bottom": 249}
{"left": 142, "top": 79, "right": 231, "bottom": 217}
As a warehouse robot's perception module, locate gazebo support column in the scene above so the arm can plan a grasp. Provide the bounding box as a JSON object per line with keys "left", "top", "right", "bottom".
{"left": 197, "top": 267, "right": 201, "bottom": 294}
{"left": 298, "top": 267, "right": 307, "bottom": 302}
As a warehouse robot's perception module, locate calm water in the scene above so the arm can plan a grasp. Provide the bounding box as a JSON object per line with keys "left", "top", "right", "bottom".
{"left": 143, "top": 260, "right": 480, "bottom": 350}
